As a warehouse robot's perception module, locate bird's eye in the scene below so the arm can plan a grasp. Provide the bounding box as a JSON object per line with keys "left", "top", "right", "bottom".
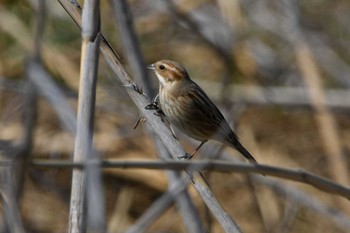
{"left": 159, "top": 65, "right": 165, "bottom": 70}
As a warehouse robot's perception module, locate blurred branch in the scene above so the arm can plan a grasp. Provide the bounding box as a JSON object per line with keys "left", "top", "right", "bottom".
{"left": 220, "top": 148, "right": 350, "bottom": 232}
{"left": 254, "top": 176, "right": 350, "bottom": 231}
{"left": 310, "top": 34, "right": 350, "bottom": 88}
{"left": 108, "top": 187, "right": 134, "bottom": 232}
{"left": 278, "top": 195, "right": 298, "bottom": 233}
{"left": 0, "top": 7, "right": 80, "bottom": 89}
{"left": 124, "top": 172, "right": 189, "bottom": 233}
{"left": 0, "top": 82, "right": 36, "bottom": 233}
{"left": 151, "top": 133, "right": 205, "bottom": 233}
{"left": 202, "top": 83, "right": 350, "bottom": 111}
{"left": 26, "top": 61, "right": 77, "bottom": 134}
{"left": 221, "top": 121, "right": 350, "bottom": 233}
{"left": 239, "top": 0, "right": 350, "bottom": 212}
{"left": 0, "top": 159, "right": 26, "bottom": 233}
{"left": 166, "top": 1, "right": 233, "bottom": 60}
{"left": 111, "top": 0, "right": 154, "bottom": 97}
{"left": 277, "top": 0, "right": 350, "bottom": 213}
{"left": 33, "top": 0, "right": 46, "bottom": 58}
{"left": 166, "top": 1, "right": 238, "bottom": 100}
{"left": 0, "top": 78, "right": 27, "bottom": 93}
{"left": 217, "top": 0, "right": 246, "bottom": 31}
{"left": 242, "top": 0, "right": 350, "bottom": 88}
{"left": 32, "top": 159, "right": 350, "bottom": 199}
{"left": 0, "top": 1, "right": 45, "bottom": 231}
{"left": 3, "top": 75, "right": 350, "bottom": 111}
{"left": 0, "top": 56, "right": 39, "bottom": 233}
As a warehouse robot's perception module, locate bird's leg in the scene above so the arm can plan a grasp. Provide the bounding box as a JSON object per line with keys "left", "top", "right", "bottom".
{"left": 152, "top": 93, "right": 159, "bottom": 104}
{"left": 168, "top": 124, "right": 177, "bottom": 140}
{"left": 146, "top": 102, "right": 178, "bottom": 139}
{"left": 135, "top": 93, "right": 160, "bottom": 129}
{"left": 145, "top": 93, "right": 178, "bottom": 139}
{"left": 156, "top": 111, "right": 177, "bottom": 139}
{"left": 190, "top": 140, "right": 207, "bottom": 158}
{"left": 179, "top": 140, "right": 207, "bottom": 160}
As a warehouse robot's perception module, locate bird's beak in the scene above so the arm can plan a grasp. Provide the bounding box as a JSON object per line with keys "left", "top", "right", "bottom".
{"left": 147, "top": 63, "right": 155, "bottom": 70}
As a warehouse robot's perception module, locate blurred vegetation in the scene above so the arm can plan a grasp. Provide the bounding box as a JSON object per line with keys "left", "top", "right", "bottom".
{"left": 0, "top": 0, "right": 350, "bottom": 233}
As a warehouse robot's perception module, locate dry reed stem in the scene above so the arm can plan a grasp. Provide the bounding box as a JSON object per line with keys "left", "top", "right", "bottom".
{"left": 295, "top": 44, "right": 350, "bottom": 213}
{"left": 68, "top": 0, "right": 105, "bottom": 233}
{"left": 108, "top": 187, "right": 134, "bottom": 233}
{"left": 273, "top": 0, "right": 350, "bottom": 214}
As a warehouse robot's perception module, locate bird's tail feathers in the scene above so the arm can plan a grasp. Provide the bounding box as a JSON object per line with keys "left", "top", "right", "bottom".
{"left": 233, "top": 142, "right": 257, "bottom": 164}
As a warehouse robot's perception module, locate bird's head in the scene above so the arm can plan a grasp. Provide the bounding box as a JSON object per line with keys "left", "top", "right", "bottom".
{"left": 148, "top": 60, "right": 190, "bottom": 87}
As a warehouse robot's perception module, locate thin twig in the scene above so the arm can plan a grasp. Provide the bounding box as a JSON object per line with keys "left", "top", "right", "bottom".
{"left": 32, "top": 159, "right": 350, "bottom": 199}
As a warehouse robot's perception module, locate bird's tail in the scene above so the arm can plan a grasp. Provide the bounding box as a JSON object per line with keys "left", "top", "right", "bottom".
{"left": 234, "top": 142, "right": 257, "bottom": 164}
{"left": 215, "top": 127, "right": 257, "bottom": 163}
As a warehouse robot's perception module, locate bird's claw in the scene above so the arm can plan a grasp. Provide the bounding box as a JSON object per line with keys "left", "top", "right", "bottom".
{"left": 123, "top": 81, "right": 146, "bottom": 97}
{"left": 145, "top": 96, "right": 178, "bottom": 140}
{"left": 153, "top": 110, "right": 177, "bottom": 138}
{"left": 154, "top": 110, "right": 165, "bottom": 118}
{"left": 145, "top": 102, "right": 159, "bottom": 110}
{"left": 178, "top": 153, "right": 192, "bottom": 160}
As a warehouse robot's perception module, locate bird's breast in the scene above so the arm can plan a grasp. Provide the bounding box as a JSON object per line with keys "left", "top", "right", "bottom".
{"left": 158, "top": 88, "right": 208, "bottom": 141}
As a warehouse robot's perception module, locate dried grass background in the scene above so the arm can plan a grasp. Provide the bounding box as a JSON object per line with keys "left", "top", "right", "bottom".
{"left": 0, "top": 0, "right": 350, "bottom": 233}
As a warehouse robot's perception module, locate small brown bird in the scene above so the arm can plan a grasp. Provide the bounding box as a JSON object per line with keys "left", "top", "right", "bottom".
{"left": 148, "top": 60, "right": 257, "bottom": 163}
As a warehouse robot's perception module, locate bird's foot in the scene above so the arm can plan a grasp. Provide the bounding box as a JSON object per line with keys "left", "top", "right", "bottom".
{"left": 123, "top": 81, "right": 146, "bottom": 97}
{"left": 178, "top": 153, "right": 192, "bottom": 160}
{"left": 145, "top": 94, "right": 160, "bottom": 111}
{"left": 145, "top": 102, "right": 159, "bottom": 111}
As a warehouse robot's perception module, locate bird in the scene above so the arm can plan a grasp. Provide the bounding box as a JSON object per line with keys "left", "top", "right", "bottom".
{"left": 147, "top": 60, "right": 257, "bottom": 164}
